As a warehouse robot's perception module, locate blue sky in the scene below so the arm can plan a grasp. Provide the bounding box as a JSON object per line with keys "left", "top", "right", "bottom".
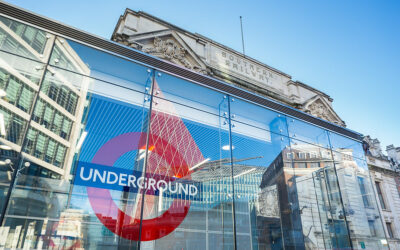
{"left": 5, "top": 0, "right": 400, "bottom": 151}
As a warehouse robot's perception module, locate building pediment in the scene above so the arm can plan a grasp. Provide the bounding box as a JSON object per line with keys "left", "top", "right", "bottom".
{"left": 303, "top": 96, "right": 345, "bottom": 126}
{"left": 112, "top": 10, "right": 346, "bottom": 125}
{"left": 116, "top": 30, "right": 207, "bottom": 74}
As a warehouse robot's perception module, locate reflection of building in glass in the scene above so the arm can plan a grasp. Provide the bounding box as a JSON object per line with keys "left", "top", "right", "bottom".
{"left": 0, "top": 17, "right": 89, "bottom": 177}
{"left": 0, "top": 3, "right": 393, "bottom": 250}
{"left": 364, "top": 136, "right": 400, "bottom": 250}
{"left": 0, "top": 17, "right": 90, "bottom": 249}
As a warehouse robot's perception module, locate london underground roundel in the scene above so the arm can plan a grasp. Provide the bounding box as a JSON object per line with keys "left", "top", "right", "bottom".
{"left": 81, "top": 83, "right": 205, "bottom": 241}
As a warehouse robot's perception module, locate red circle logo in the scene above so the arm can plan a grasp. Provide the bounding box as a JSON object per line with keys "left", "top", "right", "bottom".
{"left": 87, "top": 132, "right": 192, "bottom": 241}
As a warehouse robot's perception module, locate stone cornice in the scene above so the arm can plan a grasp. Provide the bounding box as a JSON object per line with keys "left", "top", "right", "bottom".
{"left": 369, "top": 164, "right": 400, "bottom": 177}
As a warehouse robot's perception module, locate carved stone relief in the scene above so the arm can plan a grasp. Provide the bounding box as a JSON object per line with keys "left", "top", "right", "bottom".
{"left": 307, "top": 99, "right": 339, "bottom": 124}
{"left": 144, "top": 37, "right": 206, "bottom": 74}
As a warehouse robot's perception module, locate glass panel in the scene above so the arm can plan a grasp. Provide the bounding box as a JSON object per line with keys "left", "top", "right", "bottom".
{"left": 153, "top": 72, "right": 228, "bottom": 116}
{"left": 329, "top": 132, "right": 365, "bottom": 160}
{"left": 67, "top": 81, "right": 151, "bottom": 249}
{"left": 1, "top": 41, "right": 152, "bottom": 249}
{"left": 0, "top": 51, "right": 45, "bottom": 112}
{"left": 333, "top": 151, "right": 388, "bottom": 249}
{"left": 41, "top": 73, "right": 79, "bottom": 115}
{"left": 61, "top": 118, "right": 72, "bottom": 140}
{"left": 0, "top": 106, "right": 27, "bottom": 145}
{"left": 49, "top": 37, "right": 150, "bottom": 93}
{"left": 229, "top": 97, "right": 288, "bottom": 136}
{"left": 230, "top": 119, "right": 289, "bottom": 249}
{"left": 17, "top": 85, "right": 34, "bottom": 112}
{"left": 0, "top": 145, "right": 19, "bottom": 219}
{"left": 0, "top": 15, "right": 53, "bottom": 61}
{"left": 0, "top": 20, "right": 44, "bottom": 226}
{"left": 290, "top": 139, "right": 351, "bottom": 249}
{"left": 139, "top": 75, "right": 234, "bottom": 249}
{"left": 287, "top": 117, "right": 330, "bottom": 148}
{"left": 286, "top": 139, "right": 350, "bottom": 249}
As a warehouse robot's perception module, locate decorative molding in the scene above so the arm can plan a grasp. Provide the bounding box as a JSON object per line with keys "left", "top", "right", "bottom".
{"left": 308, "top": 100, "right": 334, "bottom": 121}
{"left": 144, "top": 36, "right": 206, "bottom": 74}
{"left": 369, "top": 165, "right": 400, "bottom": 177}
{"left": 303, "top": 96, "right": 344, "bottom": 126}
{"left": 113, "top": 33, "right": 143, "bottom": 51}
{"left": 308, "top": 100, "right": 338, "bottom": 125}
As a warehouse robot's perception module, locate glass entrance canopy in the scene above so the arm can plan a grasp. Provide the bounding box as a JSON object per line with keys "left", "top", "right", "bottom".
{"left": 0, "top": 4, "right": 388, "bottom": 250}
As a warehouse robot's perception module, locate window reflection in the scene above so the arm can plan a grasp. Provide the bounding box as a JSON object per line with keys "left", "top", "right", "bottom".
{"left": 287, "top": 117, "right": 330, "bottom": 148}
{"left": 154, "top": 72, "right": 228, "bottom": 116}
{"left": 329, "top": 132, "right": 365, "bottom": 160}
{"left": 333, "top": 151, "right": 387, "bottom": 248}
{"left": 0, "top": 16, "right": 53, "bottom": 61}
{"left": 139, "top": 84, "right": 234, "bottom": 248}
{"left": 229, "top": 97, "right": 288, "bottom": 136}
{"left": 0, "top": 13, "right": 390, "bottom": 250}
{"left": 50, "top": 38, "right": 151, "bottom": 93}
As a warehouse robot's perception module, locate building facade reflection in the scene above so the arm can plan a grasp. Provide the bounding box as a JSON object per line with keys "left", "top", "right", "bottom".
{"left": 0, "top": 5, "right": 390, "bottom": 250}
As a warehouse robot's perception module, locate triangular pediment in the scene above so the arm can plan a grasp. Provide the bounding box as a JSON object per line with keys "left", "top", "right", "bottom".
{"left": 303, "top": 95, "right": 345, "bottom": 126}
{"left": 123, "top": 30, "right": 207, "bottom": 74}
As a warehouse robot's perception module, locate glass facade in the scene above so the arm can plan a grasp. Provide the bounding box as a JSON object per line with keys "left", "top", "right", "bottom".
{"left": 0, "top": 14, "right": 389, "bottom": 249}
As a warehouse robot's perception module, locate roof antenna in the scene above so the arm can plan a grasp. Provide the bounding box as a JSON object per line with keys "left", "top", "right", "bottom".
{"left": 240, "top": 16, "right": 246, "bottom": 56}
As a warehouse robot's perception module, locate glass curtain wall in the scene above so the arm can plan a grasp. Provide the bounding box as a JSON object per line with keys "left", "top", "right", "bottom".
{"left": 0, "top": 14, "right": 389, "bottom": 250}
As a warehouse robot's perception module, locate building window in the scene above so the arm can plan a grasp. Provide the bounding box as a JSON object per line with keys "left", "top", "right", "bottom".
{"left": 23, "top": 127, "right": 67, "bottom": 168}
{"left": 297, "top": 152, "right": 306, "bottom": 159}
{"left": 358, "top": 177, "right": 371, "bottom": 208}
{"left": 0, "top": 106, "right": 27, "bottom": 145}
{"left": 309, "top": 151, "right": 318, "bottom": 158}
{"left": 0, "top": 16, "right": 47, "bottom": 54}
{"left": 386, "top": 223, "right": 394, "bottom": 238}
{"left": 32, "top": 98, "right": 73, "bottom": 139}
{"left": 41, "top": 79, "right": 78, "bottom": 115}
{"left": 310, "top": 162, "right": 320, "bottom": 168}
{"left": 368, "top": 220, "right": 376, "bottom": 236}
{"left": 0, "top": 25, "right": 36, "bottom": 59}
{"left": 297, "top": 162, "right": 307, "bottom": 168}
{"left": 50, "top": 44, "right": 78, "bottom": 72}
{"left": 375, "top": 182, "right": 386, "bottom": 210}
{"left": 0, "top": 68, "right": 36, "bottom": 113}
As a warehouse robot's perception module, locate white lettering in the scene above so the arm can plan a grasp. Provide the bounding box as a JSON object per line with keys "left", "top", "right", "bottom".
{"left": 137, "top": 177, "right": 145, "bottom": 189}
{"left": 157, "top": 180, "right": 167, "bottom": 190}
{"left": 189, "top": 185, "right": 198, "bottom": 196}
{"left": 214, "top": 48, "right": 279, "bottom": 86}
{"left": 78, "top": 167, "right": 199, "bottom": 197}
{"left": 106, "top": 171, "right": 118, "bottom": 184}
{"left": 93, "top": 169, "right": 106, "bottom": 183}
{"left": 148, "top": 178, "right": 156, "bottom": 191}
{"left": 128, "top": 175, "right": 136, "bottom": 188}
{"left": 119, "top": 173, "right": 127, "bottom": 186}
{"left": 178, "top": 183, "right": 188, "bottom": 195}
{"left": 79, "top": 167, "right": 92, "bottom": 181}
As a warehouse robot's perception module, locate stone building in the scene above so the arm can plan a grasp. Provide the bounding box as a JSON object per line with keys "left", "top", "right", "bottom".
{"left": 364, "top": 136, "right": 400, "bottom": 249}
{"left": 112, "top": 9, "right": 345, "bottom": 127}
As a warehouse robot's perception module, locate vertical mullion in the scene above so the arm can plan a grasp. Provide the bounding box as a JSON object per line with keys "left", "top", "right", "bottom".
{"left": 227, "top": 95, "right": 237, "bottom": 250}
{"left": 137, "top": 68, "right": 155, "bottom": 250}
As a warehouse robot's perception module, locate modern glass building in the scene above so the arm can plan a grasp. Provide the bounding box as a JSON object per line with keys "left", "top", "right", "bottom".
{"left": 0, "top": 3, "right": 389, "bottom": 249}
